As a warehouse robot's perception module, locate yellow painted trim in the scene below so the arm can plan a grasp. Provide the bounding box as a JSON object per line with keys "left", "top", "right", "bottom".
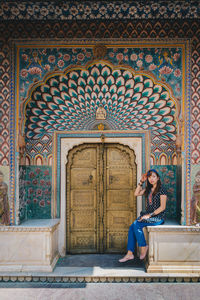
{"left": 159, "top": 153, "right": 168, "bottom": 165}
{"left": 34, "top": 154, "right": 43, "bottom": 165}
{"left": 16, "top": 41, "right": 187, "bottom": 48}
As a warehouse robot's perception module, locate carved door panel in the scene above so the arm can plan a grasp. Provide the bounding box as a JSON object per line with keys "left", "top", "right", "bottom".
{"left": 67, "top": 143, "right": 136, "bottom": 254}
{"left": 104, "top": 144, "right": 136, "bottom": 253}
{"left": 67, "top": 145, "right": 100, "bottom": 254}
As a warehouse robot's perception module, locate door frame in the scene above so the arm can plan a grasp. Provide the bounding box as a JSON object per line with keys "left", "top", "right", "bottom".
{"left": 52, "top": 130, "right": 150, "bottom": 256}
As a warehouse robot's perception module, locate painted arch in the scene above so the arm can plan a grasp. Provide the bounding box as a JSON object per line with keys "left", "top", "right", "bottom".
{"left": 20, "top": 60, "right": 180, "bottom": 163}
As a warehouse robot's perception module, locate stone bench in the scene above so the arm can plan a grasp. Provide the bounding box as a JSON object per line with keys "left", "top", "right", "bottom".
{"left": 0, "top": 219, "right": 60, "bottom": 272}
{"left": 145, "top": 220, "right": 200, "bottom": 273}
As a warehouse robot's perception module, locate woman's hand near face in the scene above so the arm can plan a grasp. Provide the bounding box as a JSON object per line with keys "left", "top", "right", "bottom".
{"left": 134, "top": 172, "right": 147, "bottom": 197}
{"left": 141, "top": 173, "right": 147, "bottom": 183}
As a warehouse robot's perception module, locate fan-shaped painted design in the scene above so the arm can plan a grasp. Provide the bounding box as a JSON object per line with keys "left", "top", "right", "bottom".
{"left": 25, "top": 62, "right": 177, "bottom": 142}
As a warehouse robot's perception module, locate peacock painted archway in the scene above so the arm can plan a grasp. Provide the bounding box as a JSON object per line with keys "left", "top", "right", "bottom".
{"left": 20, "top": 60, "right": 180, "bottom": 165}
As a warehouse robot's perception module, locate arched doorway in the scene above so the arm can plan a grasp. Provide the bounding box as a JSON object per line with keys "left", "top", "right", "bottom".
{"left": 66, "top": 143, "right": 137, "bottom": 254}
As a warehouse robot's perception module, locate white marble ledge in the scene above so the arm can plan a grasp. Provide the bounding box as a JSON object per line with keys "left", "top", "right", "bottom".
{"left": 0, "top": 267, "right": 199, "bottom": 278}
{"left": 147, "top": 224, "right": 200, "bottom": 232}
{"left": 0, "top": 219, "right": 60, "bottom": 232}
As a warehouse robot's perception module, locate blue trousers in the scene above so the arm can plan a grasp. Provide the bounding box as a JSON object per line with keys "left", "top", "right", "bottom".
{"left": 127, "top": 217, "right": 164, "bottom": 252}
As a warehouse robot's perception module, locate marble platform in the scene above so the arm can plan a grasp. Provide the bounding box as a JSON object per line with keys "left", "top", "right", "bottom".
{"left": 0, "top": 219, "right": 200, "bottom": 276}
{"left": 146, "top": 223, "right": 200, "bottom": 273}
{"left": 0, "top": 254, "right": 199, "bottom": 284}
{"left": 0, "top": 219, "right": 60, "bottom": 272}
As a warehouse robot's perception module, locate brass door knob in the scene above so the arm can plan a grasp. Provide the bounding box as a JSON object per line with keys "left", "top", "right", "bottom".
{"left": 89, "top": 175, "right": 93, "bottom": 183}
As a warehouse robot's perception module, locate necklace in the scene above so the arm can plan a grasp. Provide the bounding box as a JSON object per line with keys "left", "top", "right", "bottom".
{"left": 148, "top": 190, "right": 152, "bottom": 204}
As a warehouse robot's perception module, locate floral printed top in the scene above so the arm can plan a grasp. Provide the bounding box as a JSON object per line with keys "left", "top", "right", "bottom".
{"left": 146, "top": 186, "right": 167, "bottom": 220}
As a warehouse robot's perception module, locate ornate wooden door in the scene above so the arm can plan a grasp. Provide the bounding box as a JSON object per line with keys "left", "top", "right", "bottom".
{"left": 104, "top": 144, "right": 136, "bottom": 253}
{"left": 66, "top": 143, "right": 136, "bottom": 254}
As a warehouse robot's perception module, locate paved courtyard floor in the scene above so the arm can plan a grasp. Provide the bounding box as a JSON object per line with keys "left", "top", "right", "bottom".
{"left": 0, "top": 282, "right": 200, "bottom": 300}
{"left": 0, "top": 255, "right": 199, "bottom": 300}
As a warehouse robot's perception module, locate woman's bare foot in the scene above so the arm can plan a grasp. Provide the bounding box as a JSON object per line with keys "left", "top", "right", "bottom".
{"left": 119, "top": 253, "right": 134, "bottom": 263}
{"left": 140, "top": 245, "right": 149, "bottom": 260}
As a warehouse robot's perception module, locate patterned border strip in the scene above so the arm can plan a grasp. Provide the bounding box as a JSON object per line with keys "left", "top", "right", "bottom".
{"left": 9, "top": 42, "right": 15, "bottom": 225}
{"left": 0, "top": 40, "right": 10, "bottom": 166}
{"left": 0, "top": 224, "right": 59, "bottom": 232}
{"left": 185, "top": 40, "right": 192, "bottom": 225}
{"left": 0, "top": 275, "right": 199, "bottom": 283}
{"left": 0, "top": 1, "right": 200, "bottom": 20}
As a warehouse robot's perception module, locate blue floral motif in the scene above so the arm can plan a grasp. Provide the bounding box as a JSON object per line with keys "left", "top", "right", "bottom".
{"left": 19, "top": 166, "right": 52, "bottom": 220}
{"left": 19, "top": 46, "right": 182, "bottom": 100}
{"left": 0, "top": 1, "right": 200, "bottom": 20}
{"left": 151, "top": 165, "right": 177, "bottom": 219}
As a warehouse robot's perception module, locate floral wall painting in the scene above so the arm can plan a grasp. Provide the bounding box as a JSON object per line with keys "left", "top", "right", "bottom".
{"left": 19, "top": 166, "right": 51, "bottom": 221}
{"left": 19, "top": 47, "right": 182, "bottom": 99}
{"left": 0, "top": 167, "right": 10, "bottom": 225}
{"left": 151, "top": 165, "right": 177, "bottom": 220}
{"left": 191, "top": 165, "right": 200, "bottom": 224}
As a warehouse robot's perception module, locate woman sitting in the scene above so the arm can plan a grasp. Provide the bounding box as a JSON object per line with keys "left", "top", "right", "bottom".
{"left": 119, "top": 169, "right": 167, "bottom": 262}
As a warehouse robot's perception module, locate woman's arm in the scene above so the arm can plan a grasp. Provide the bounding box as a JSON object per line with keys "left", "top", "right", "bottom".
{"left": 134, "top": 173, "right": 147, "bottom": 196}
{"left": 134, "top": 183, "right": 145, "bottom": 196}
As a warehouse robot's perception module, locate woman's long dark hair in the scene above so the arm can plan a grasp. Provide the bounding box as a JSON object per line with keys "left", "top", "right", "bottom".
{"left": 144, "top": 170, "right": 161, "bottom": 198}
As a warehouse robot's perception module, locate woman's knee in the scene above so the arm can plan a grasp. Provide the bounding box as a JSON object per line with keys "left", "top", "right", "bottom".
{"left": 128, "top": 222, "right": 135, "bottom": 232}
{"left": 133, "top": 219, "right": 139, "bottom": 227}
{"left": 133, "top": 220, "right": 143, "bottom": 233}
{"left": 129, "top": 220, "right": 138, "bottom": 231}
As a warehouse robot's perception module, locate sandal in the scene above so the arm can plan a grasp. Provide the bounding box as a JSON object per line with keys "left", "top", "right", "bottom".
{"left": 119, "top": 254, "right": 134, "bottom": 263}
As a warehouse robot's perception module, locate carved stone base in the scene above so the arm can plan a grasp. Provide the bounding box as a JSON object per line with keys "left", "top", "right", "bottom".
{"left": 146, "top": 224, "right": 200, "bottom": 273}
{"left": 146, "top": 264, "right": 200, "bottom": 273}
{"left": 0, "top": 254, "right": 59, "bottom": 273}
{"left": 0, "top": 219, "right": 60, "bottom": 272}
